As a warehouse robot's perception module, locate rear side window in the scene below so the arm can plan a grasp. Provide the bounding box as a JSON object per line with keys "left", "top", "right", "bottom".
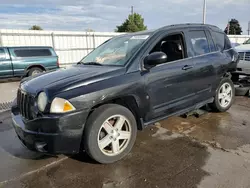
{"left": 206, "top": 31, "right": 217, "bottom": 52}
{"left": 224, "top": 35, "right": 232, "bottom": 50}
{"left": 189, "top": 31, "right": 210, "bottom": 56}
{"left": 0, "top": 49, "right": 6, "bottom": 60}
{"left": 212, "top": 32, "right": 225, "bottom": 51}
{"left": 14, "top": 49, "right": 52, "bottom": 57}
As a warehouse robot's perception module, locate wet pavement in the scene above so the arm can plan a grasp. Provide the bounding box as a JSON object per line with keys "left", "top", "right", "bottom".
{"left": 0, "top": 81, "right": 19, "bottom": 104}
{"left": 0, "top": 97, "right": 250, "bottom": 188}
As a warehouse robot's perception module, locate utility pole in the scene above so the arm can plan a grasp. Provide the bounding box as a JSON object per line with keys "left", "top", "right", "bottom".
{"left": 131, "top": 6, "right": 134, "bottom": 15}
{"left": 248, "top": 21, "right": 250, "bottom": 35}
{"left": 203, "top": 0, "right": 206, "bottom": 24}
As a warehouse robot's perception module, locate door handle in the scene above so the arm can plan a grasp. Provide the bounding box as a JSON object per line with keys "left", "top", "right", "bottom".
{"left": 182, "top": 65, "right": 193, "bottom": 70}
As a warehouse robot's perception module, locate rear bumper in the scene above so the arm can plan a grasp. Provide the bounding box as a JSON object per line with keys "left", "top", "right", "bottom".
{"left": 11, "top": 105, "right": 88, "bottom": 154}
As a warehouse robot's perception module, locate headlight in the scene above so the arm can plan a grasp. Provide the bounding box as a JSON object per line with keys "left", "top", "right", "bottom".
{"left": 37, "top": 92, "right": 48, "bottom": 112}
{"left": 50, "top": 97, "right": 76, "bottom": 113}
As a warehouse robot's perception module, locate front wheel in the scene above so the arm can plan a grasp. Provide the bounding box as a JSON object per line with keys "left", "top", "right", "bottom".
{"left": 84, "top": 104, "right": 137, "bottom": 164}
{"left": 209, "top": 77, "right": 235, "bottom": 112}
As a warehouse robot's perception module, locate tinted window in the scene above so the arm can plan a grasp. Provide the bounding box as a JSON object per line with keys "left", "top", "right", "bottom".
{"left": 14, "top": 49, "right": 52, "bottom": 57}
{"left": 189, "top": 31, "right": 210, "bottom": 56}
{"left": 0, "top": 49, "right": 6, "bottom": 60}
{"left": 206, "top": 31, "right": 217, "bottom": 52}
{"left": 212, "top": 32, "right": 225, "bottom": 51}
{"left": 224, "top": 35, "right": 232, "bottom": 50}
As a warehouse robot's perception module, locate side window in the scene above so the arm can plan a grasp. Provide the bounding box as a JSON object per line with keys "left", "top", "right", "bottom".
{"left": 212, "top": 31, "right": 225, "bottom": 51}
{"left": 224, "top": 35, "right": 232, "bottom": 50}
{"left": 206, "top": 31, "right": 217, "bottom": 52}
{"left": 0, "top": 49, "right": 6, "bottom": 60}
{"left": 149, "top": 33, "right": 187, "bottom": 64}
{"left": 14, "top": 49, "right": 52, "bottom": 57}
{"left": 189, "top": 31, "right": 210, "bottom": 56}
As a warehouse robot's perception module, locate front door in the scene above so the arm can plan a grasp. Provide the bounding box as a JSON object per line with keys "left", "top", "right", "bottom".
{"left": 0, "top": 48, "right": 12, "bottom": 78}
{"left": 143, "top": 31, "right": 197, "bottom": 121}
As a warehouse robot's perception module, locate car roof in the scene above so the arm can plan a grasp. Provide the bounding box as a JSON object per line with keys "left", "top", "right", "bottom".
{"left": 121, "top": 23, "right": 223, "bottom": 37}
{"left": 158, "top": 23, "right": 221, "bottom": 31}
{"left": 2, "top": 46, "right": 53, "bottom": 49}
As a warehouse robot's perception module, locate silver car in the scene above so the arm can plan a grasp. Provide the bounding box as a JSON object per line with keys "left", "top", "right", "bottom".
{"left": 235, "top": 39, "right": 250, "bottom": 74}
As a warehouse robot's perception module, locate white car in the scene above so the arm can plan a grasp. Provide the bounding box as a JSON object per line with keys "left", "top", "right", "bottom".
{"left": 235, "top": 38, "right": 250, "bottom": 74}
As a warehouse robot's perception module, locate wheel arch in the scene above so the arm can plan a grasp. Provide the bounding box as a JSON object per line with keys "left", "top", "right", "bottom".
{"left": 87, "top": 95, "right": 144, "bottom": 130}
{"left": 25, "top": 64, "right": 46, "bottom": 76}
{"left": 222, "top": 72, "right": 232, "bottom": 79}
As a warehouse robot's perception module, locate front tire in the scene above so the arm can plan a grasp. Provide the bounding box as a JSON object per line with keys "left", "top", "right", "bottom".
{"left": 84, "top": 104, "right": 137, "bottom": 164}
{"left": 209, "top": 77, "right": 235, "bottom": 112}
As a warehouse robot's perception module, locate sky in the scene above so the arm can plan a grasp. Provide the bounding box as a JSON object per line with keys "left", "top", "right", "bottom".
{"left": 0, "top": 0, "right": 249, "bottom": 34}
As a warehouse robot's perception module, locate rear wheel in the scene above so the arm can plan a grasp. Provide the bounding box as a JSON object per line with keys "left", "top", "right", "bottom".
{"left": 209, "top": 77, "right": 235, "bottom": 112}
{"left": 28, "top": 67, "right": 43, "bottom": 76}
{"left": 84, "top": 104, "right": 137, "bottom": 164}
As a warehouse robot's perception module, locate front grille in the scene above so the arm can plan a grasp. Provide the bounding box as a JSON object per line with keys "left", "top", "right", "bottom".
{"left": 17, "top": 89, "right": 35, "bottom": 120}
{"left": 245, "top": 52, "right": 250, "bottom": 61}
{"left": 238, "top": 52, "right": 250, "bottom": 61}
{"left": 238, "top": 52, "right": 244, "bottom": 60}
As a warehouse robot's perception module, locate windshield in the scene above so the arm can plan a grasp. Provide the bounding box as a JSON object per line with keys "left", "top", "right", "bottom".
{"left": 244, "top": 38, "right": 250, "bottom": 44}
{"left": 80, "top": 35, "right": 149, "bottom": 66}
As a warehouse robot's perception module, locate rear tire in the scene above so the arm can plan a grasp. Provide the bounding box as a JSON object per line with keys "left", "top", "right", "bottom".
{"left": 28, "top": 67, "right": 43, "bottom": 76}
{"left": 84, "top": 104, "right": 137, "bottom": 164}
{"left": 209, "top": 77, "right": 235, "bottom": 112}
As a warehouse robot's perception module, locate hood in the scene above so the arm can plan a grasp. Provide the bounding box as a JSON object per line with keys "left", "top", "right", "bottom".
{"left": 235, "top": 44, "right": 250, "bottom": 52}
{"left": 21, "top": 65, "right": 125, "bottom": 96}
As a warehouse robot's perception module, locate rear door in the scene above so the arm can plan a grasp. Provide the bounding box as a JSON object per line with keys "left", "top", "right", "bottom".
{"left": 0, "top": 48, "right": 13, "bottom": 78}
{"left": 185, "top": 29, "right": 217, "bottom": 103}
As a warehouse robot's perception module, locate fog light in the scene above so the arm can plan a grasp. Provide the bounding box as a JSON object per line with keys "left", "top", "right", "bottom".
{"left": 35, "top": 142, "right": 47, "bottom": 152}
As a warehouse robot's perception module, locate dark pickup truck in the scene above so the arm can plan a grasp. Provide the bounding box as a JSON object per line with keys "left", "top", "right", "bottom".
{"left": 12, "top": 24, "right": 239, "bottom": 164}
{"left": 0, "top": 46, "right": 59, "bottom": 78}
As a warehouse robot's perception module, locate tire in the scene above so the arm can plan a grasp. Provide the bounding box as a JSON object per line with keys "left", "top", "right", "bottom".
{"left": 28, "top": 67, "right": 43, "bottom": 77}
{"left": 231, "top": 73, "right": 239, "bottom": 83}
{"left": 209, "top": 77, "right": 235, "bottom": 112}
{"left": 84, "top": 104, "right": 137, "bottom": 164}
{"left": 235, "top": 86, "right": 250, "bottom": 96}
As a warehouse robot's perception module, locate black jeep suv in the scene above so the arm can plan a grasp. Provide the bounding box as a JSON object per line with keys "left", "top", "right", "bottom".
{"left": 12, "top": 24, "right": 239, "bottom": 164}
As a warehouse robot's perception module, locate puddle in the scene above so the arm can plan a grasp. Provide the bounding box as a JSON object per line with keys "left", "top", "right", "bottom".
{"left": 156, "top": 97, "right": 250, "bottom": 150}
{"left": 152, "top": 125, "right": 183, "bottom": 140}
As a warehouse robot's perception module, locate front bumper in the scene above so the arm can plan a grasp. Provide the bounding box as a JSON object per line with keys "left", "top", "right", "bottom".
{"left": 11, "top": 104, "right": 88, "bottom": 154}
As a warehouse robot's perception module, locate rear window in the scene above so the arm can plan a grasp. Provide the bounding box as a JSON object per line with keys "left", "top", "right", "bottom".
{"left": 14, "top": 49, "right": 52, "bottom": 57}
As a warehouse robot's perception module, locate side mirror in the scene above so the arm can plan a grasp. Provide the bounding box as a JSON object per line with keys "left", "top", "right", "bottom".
{"left": 144, "top": 52, "right": 167, "bottom": 69}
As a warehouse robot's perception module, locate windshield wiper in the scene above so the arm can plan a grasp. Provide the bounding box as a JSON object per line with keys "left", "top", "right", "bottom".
{"left": 82, "top": 62, "right": 103, "bottom": 66}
